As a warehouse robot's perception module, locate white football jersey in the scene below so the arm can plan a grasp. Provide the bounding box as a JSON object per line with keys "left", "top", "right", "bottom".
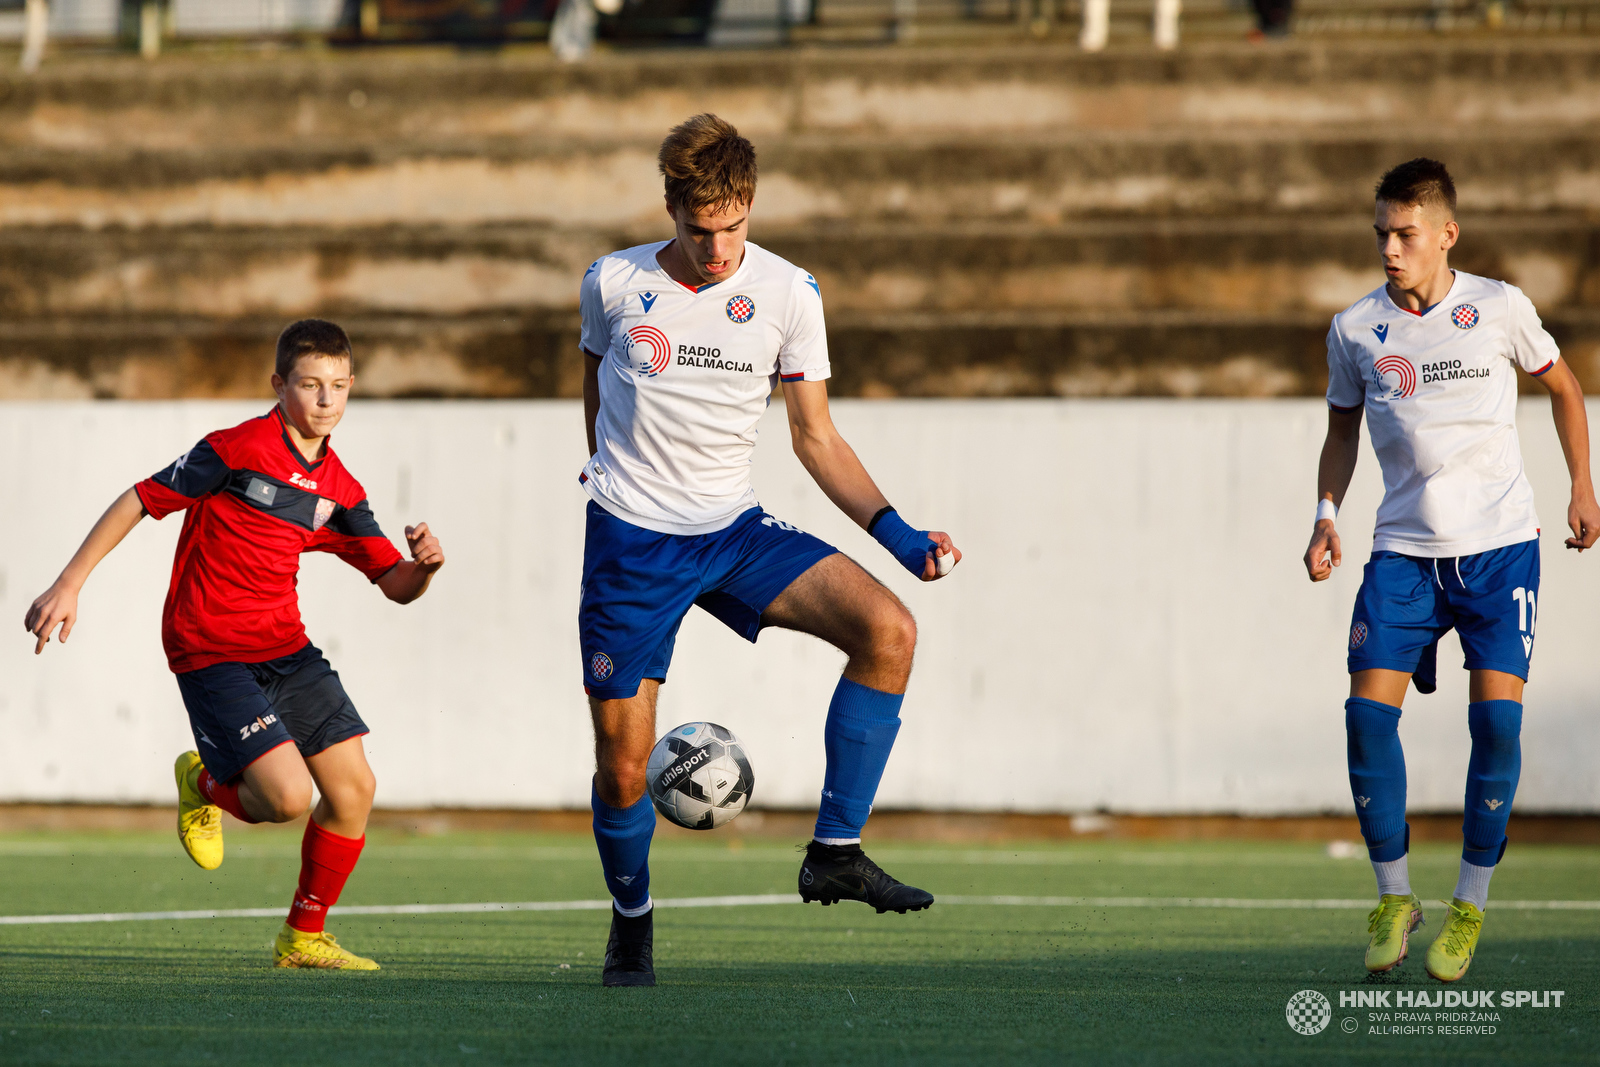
{"left": 578, "top": 240, "right": 831, "bottom": 535}
{"left": 1326, "top": 271, "right": 1559, "bottom": 558}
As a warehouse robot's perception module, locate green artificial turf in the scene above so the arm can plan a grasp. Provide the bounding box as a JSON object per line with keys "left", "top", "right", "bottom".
{"left": 0, "top": 829, "right": 1595, "bottom": 1065}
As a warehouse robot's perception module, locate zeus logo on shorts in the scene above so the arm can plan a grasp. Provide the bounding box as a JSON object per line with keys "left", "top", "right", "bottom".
{"left": 239, "top": 714, "right": 279, "bottom": 740}
{"left": 761, "top": 516, "right": 799, "bottom": 533}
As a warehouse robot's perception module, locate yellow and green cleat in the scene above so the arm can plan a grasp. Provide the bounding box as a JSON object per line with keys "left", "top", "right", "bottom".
{"left": 274, "top": 924, "right": 381, "bottom": 970}
{"left": 174, "top": 750, "right": 223, "bottom": 871}
{"left": 1425, "top": 898, "right": 1484, "bottom": 982}
{"left": 1365, "top": 893, "right": 1424, "bottom": 973}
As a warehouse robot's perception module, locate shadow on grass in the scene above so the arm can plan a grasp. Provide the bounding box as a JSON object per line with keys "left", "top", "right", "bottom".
{"left": 1, "top": 930, "right": 1594, "bottom": 1067}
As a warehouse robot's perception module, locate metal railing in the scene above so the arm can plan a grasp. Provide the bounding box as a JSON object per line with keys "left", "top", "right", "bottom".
{"left": 3, "top": 0, "right": 1597, "bottom": 71}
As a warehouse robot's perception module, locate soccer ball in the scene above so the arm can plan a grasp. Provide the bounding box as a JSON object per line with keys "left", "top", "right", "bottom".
{"left": 646, "top": 722, "right": 755, "bottom": 830}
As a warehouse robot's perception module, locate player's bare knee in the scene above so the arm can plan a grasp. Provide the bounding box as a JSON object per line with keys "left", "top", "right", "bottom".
{"left": 328, "top": 768, "right": 376, "bottom": 815}
{"left": 870, "top": 601, "right": 917, "bottom": 670}
{"left": 599, "top": 761, "right": 648, "bottom": 808}
{"left": 262, "top": 781, "right": 314, "bottom": 823}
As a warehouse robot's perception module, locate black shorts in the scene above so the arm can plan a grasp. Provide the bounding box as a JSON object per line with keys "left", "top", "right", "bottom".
{"left": 175, "top": 643, "right": 368, "bottom": 783}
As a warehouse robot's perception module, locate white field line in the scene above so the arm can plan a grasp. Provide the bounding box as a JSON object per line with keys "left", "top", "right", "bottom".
{"left": 3, "top": 894, "right": 1598, "bottom": 927}
{"left": 3, "top": 841, "right": 1597, "bottom": 870}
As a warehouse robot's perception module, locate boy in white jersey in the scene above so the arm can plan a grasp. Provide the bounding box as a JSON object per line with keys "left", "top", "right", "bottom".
{"left": 1303, "top": 159, "right": 1599, "bottom": 982}
{"left": 576, "top": 114, "right": 962, "bottom": 987}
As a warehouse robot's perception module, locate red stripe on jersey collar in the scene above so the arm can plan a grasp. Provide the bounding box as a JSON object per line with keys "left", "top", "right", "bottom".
{"left": 272, "top": 406, "right": 328, "bottom": 473}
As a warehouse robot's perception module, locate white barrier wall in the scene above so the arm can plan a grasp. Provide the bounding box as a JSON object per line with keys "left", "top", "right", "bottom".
{"left": 2, "top": 399, "right": 1596, "bottom": 814}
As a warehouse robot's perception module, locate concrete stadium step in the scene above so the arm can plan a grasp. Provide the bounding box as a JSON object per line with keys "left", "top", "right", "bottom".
{"left": 5, "top": 305, "right": 1596, "bottom": 400}
{"left": 1, "top": 216, "right": 1594, "bottom": 321}
{"left": 3, "top": 130, "right": 1600, "bottom": 227}
{"left": 3, "top": 38, "right": 1599, "bottom": 151}
{"left": 4, "top": 39, "right": 1597, "bottom": 398}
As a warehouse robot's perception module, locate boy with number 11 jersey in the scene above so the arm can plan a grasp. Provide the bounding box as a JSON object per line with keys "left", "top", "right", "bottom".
{"left": 1305, "top": 159, "right": 1599, "bottom": 983}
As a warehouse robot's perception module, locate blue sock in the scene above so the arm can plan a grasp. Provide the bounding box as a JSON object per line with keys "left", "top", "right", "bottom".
{"left": 1463, "top": 700, "right": 1522, "bottom": 867}
{"left": 592, "top": 781, "right": 654, "bottom": 913}
{"left": 814, "top": 678, "right": 904, "bottom": 841}
{"left": 1346, "top": 697, "right": 1409, "bottom": 862}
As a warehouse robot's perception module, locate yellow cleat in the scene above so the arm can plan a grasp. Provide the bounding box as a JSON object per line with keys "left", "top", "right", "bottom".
{"left": 174, "top": 750, "right": 223, "bottom": 871}
{"left": 1365, "top": 893, "right": 1424, "bottom": 972}
{"left": 274, "top": 924, "right": 381, "bottom": 971}
{"left": 1425, "top": 898, "right": 1484, "bottom": 983}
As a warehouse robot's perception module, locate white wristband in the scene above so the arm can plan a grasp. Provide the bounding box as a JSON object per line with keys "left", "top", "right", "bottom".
{"left": 1315, "top": 499, "right": 1338, "bottom": 524}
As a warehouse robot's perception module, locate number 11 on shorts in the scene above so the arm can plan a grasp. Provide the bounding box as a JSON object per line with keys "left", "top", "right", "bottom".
{"left": 1512, "top": 586, "right": 1536, "bottom": 656}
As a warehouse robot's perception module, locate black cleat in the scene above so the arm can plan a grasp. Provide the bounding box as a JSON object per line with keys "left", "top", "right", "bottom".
{"left": 797, "top": 841, "right": 934, "bottom": 914}
{"left": 602, "top": 906, "right": 655, "bottom": 987}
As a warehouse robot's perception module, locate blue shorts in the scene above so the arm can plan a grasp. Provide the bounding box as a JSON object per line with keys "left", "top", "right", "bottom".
{"left": 1348, "top": 540, "right": 1540, "bottom": 691}
{"left": 175, "top": 643, "right": 369, "bottom": 783}
{"left": 579, "top": 502, "right": 838, "bottom": 700}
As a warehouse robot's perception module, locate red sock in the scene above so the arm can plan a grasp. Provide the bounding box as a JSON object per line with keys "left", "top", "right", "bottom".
{"left": 197, "top": 767, "right": 258, "bottom": 825}
{"left": 287, "top": 818, "right": 365, "bottom": 933}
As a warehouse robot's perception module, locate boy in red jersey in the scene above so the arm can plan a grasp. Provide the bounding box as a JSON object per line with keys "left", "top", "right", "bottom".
{"left": 24, "top": 319, "right": 444, "bottom": 970}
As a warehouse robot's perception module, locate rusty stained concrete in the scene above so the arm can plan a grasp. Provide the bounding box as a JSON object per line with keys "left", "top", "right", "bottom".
{"left": 4, "top": 40, "right": 1600, "bottom": 399}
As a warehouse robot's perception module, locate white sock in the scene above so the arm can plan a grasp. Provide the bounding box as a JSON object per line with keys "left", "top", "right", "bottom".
{"left": 614, "top": 896, "right": 653, "bottom": 918}
{"left": 1453, "top": 860, "right": 1494, "bottom": 911}
{"left": 813, "top": 836, "right": 861, "bottom": 847}
{"left": 1372, "top": 855, "right": 1411, "bottom": 897}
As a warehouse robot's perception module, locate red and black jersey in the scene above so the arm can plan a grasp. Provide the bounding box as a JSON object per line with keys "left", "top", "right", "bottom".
{"left": 134, "top": 407, "right": 404, "bottom": 674}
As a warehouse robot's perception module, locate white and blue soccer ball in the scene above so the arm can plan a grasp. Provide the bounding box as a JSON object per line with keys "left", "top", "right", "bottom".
{"left": 646, "top": 722, "right": 755, "bottom": 830}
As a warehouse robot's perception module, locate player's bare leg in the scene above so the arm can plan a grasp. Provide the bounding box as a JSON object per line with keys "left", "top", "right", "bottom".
{"left": 305, "top": 737, "right": 377, "bottom": 838}
{"left": 589, "top": 681, "right": 660, "bottom": 987}
{"left": 175, "top": 735, "right": 313, "bottom": 872}
{"left": 237, "top": 744, "right": 316, "bottom": 824}
{"left": 761, "top": 553, "right": 933, "bottom": 915}
{"left": 591, "top": 680, "right": 661, "bottom": 810}
{"left": 761, "top": 553, "right": 916, "bottom": 693}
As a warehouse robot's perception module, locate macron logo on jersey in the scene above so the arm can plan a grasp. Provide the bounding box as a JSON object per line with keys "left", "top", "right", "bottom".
{"left": 1371, "top": 323, "right": 1388, "bottom": 343}
{"left": 640, "top": 292, "right": 657, "bottom": 313}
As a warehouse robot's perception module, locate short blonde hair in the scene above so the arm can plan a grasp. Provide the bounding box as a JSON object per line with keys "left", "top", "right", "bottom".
{"left": 658, "top": 113, "right": 757, "bottom": 213}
